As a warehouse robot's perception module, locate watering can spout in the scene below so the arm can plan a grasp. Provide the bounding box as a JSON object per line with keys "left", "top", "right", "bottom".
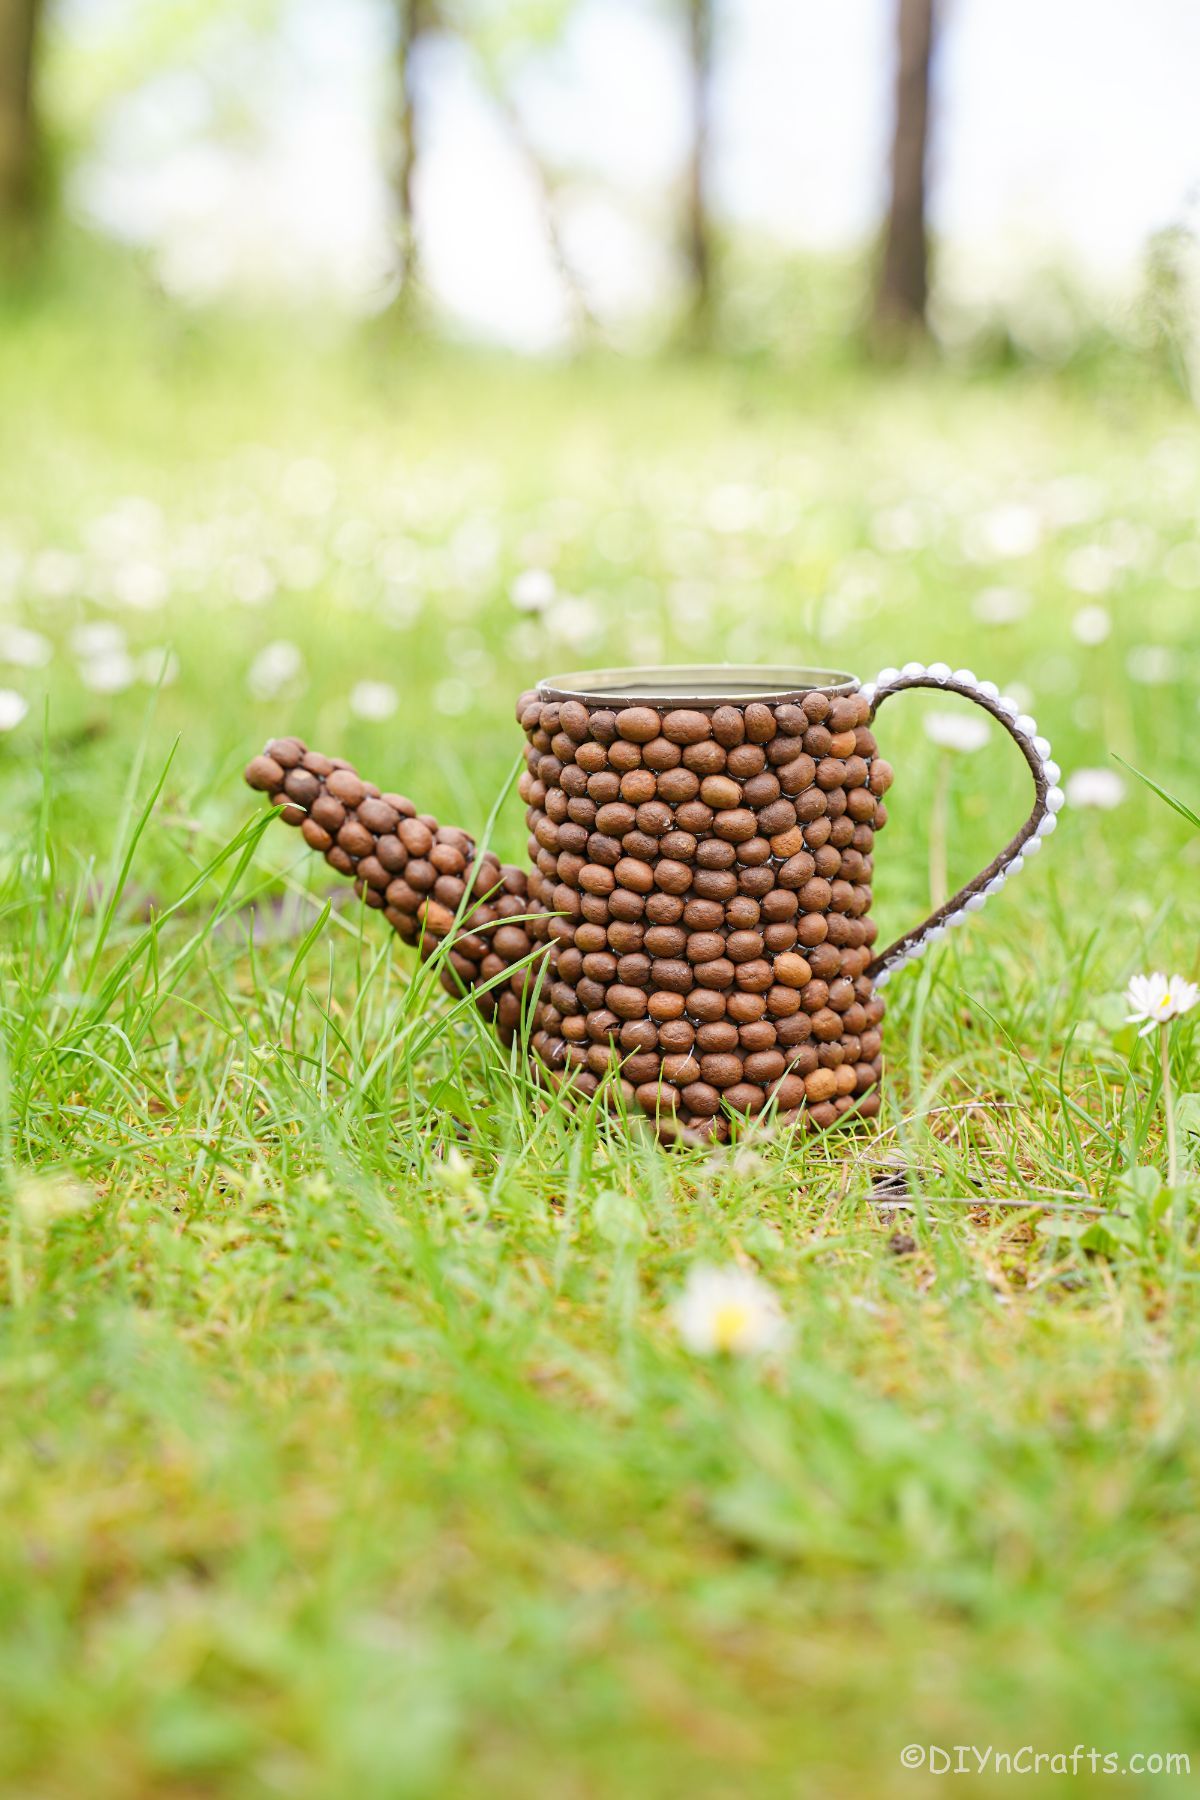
{"left": 244, "top": 737, "right": 549, "bottom": 1041}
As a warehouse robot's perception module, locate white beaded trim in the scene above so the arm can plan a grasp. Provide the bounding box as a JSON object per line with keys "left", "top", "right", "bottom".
{"left": 867, "top": 661, "right": 1061, "bottom": 984}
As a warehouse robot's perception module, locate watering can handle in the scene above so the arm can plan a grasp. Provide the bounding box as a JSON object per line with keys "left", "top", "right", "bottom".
{"left": 863, "top": 664, "right": 1064, "bottom": 987}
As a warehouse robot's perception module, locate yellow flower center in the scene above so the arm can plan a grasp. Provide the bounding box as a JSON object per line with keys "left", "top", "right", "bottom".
{"left": 712, "top": 1300, "right": 752, "bottom": 1352}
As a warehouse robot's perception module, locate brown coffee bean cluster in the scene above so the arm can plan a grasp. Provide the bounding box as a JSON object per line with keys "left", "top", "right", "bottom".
{"left": 245, "top": 737, "right": 549, "bottom": 1041}
{"left": 513, "top": 687, "right": 893, "bottom": 1143}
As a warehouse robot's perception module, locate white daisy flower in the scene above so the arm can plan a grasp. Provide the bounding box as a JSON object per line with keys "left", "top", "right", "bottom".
{"left": 672, "top": 1263, "right": 788, "bottom": 1357}
{"left": 0, "top": 688, "right": 28, "bottom": 731}
{"left": 923, "top": 710, "right": 990, "bottom": 754}
{"left": 1125, "top": 972, "right": 1200, "bottom": 1038}
{"left": 349, "top": 679, "right": 398, "bottom": 721}
{"left": 79, "top": 650, "right": 136, "bottom": 694}
{"left": 510, "top": 567, "right": 555, "bottom": 613}
{"left": 0, "top": 624, "right": 51, "bottom": 667}
{"left": 247, "top": 640, "right": 305, "bottom": 701}
{"left": 1064, "top": 768, "right": 1124, "bottom": 809}
{"left": 1071, "top": 604, "right": 1111, "bottom": 646}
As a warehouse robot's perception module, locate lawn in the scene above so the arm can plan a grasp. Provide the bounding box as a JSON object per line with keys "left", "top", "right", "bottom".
{"left": 2, "top": 294, "right": 1200, "bottom": 1796}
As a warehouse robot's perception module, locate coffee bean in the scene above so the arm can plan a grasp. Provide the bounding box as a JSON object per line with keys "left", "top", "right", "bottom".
{"left": 637, "top": 1080, "right": 680, "bottom": 1114}
{"left": 686, "top": 931, "right": 725, "bottom": 963}
{"left": 615, "top": 857, "right": 655, "bottom": 894}
{"left": 700, "top": 773, "right": 741, "bottom": 811}
{"left": 683, "top": 1082, "right": 721, "bottom": 1118}
{"left": 616, "top": 706, "right": 661, "bottom": 743}
{"left": 266, "top": 737, "right": 305, "bottom": 768}
{"left": 683, "top": 741, "right": 726, "bottom": 775}
{"left": 774, "top": 951, "right": 812, "bottom": 988}
{"left": 744, "top": 702, "right": 775, "bottom": 743}
{"left": 326, "top": 768, "right": 367, "bottom": 806}
{"left": 643, "top": 736, "right": 682, "bottom": 771}
{"left": 700, "top": 1053, "right": 742, "bottom": 1089}
{"left": 620, "top": 770, "right": 658, "bottom": 804}
{"left": 656, "top": 767, "right": 699, "bottom": 803}
{"left": 693, "top": 957, "right": 735, "bottom": 990}
{"left": 245, "top": 754, "right": 284, "bottom": 791}
{"left": 658, "top": 1018, "right": 696, "bottom": 1052}
{"left": 662, "top": 708, "right": 712, "bottom": 745}
{"left": 675, "top": 800, "right": 713, "bottom": 834}
{"left": 654, "top": 859, "right": 693, "bottom": 895}
{"left": 711, "top": 705, "right": 745, "bottom": 747}
{"left": 713, "top": 808, "right": 757, "bottom": 844}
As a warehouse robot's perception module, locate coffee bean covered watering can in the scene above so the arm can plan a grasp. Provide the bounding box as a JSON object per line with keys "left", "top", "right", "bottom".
{"left": 244, "top": 664, "right": 1061, "bottom": 1143}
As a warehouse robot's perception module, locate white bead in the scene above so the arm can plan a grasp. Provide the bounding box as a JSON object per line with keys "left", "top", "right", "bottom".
{"left": 1037, "top": 811, "right": 1058, "bottom": 837}
{"left": 1043, "top": 759, "right": 1061, "bottom": 784}
{"left": 907, "top": 939, "right": 927, "bottom": 960}
{"left": 1015, "top": 713, "right": 1038, "bottom": 739}
{"left": 876, "top": 667, "right": 901, "bottom": 688}
{"left": 875, "top": 968, "right": 891, "bottom": 989}
{"left": 1022, "top": 834, "right": 1042, "bottom": 856}
{"left": 966, "top": 893, "right": 988, "bottom": 912}
{"left": 859, "top": 683, "right": 876, "bottom": 707}
{"left": 902, "top": 660, "right": 926, "bottom": 678}
{"left": 927, "top": 661, "right": 952, "bottom": 683}
{"left": 947, "top": 909, "right": 968, "bottom": 927}
{"left": 1007, "top": 853, "right": 1025, "bottom": 877}
{"left": 1046, "top": 786, "right": 1065, "bottom": 813}
{"left": 985, "top": 874, "right": 1006, "bottom": 896}
{"left": 952, "top": 668, "right": 977, "bottom": 688}
{"left": 978, "top": 680, "right": 1000, "bottom": 701}
{"left": 1033, "top": 735, "right": 1052, "bottom": 759}
{"left": 926, "top": 923, "right": 947, "bottom": 942}
{"left": 996, "top": 695, "right": 1019, "bottom": 720}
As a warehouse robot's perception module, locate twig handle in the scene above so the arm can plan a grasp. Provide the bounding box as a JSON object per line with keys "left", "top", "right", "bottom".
{"left": 864, "top": 663, "right": 1063, "bottom": 985}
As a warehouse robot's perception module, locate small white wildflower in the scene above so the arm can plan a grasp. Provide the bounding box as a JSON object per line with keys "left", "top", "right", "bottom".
{"left": 967, "top": 503, "right": 1042, "bottom": 561}
{"left": 546, "top": 595, "right": 602, "bottom": 648}
{"left": 1063, "top": 544, "right": 1117, "bottom": 595}
{"left": 79, "top": 651, "right": 135, "bottom": 694}
{"left": 247, "top": 640, "right": 305, "bottom": 701}
{"left": 1071, "top": 604, "right": 1111, "bottom": 646}
{"left": 672, "top": 1263, "right": 788, "bottom": 1357}
{"left": 1064, "top": 767, "right": 1124, "bottom": 810}
{"left": 139, "top": 647, "right": 179, "bottom": 686}
{"left": 227, "top": 555, "right": 276, "bottom": 607}
{"left": 923, "top": 710, "right": 990, "bottom": 754}
{"left": 0, "top": 624, "right": 51, "bottom": 667}
{"left": 433, "top": 677, "right": 470, "bottom": 715}
{"left": 510, "top": 567, "right": 555, "bottom": 613}
{"left": 1126, "top": 645, "right": 1173, "bottom": 687}
{"left": 349, "top": 679, "right": 398, "bottom": 721}
{"left": 110, "top": 558, "right": 169, "bottom": 611}
{"left": 0, "top": 688, "right": 28, "bottom": 730}
{"left": 972, "top": 585, "right": 1031, "bottom": 626}
{"left": 29, "top": 549, "right": 82, "bottom": 597}
{"left": 70, "top": 621, "right": 125, "bottom": 659}
{"left": 1125, "top": 972, "right": 1200, "bottom": 1038}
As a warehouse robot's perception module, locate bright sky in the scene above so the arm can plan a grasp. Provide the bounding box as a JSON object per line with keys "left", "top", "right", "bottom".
{"left": 73, "top": 0, "right": 1200, "bottom": 348}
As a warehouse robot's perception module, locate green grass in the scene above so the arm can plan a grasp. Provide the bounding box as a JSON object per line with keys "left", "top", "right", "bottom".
{"left": 2, "top": 296, "right": 1200, "bottom": 1796}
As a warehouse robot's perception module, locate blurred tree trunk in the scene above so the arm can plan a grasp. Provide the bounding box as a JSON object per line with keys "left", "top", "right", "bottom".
{"left": 393, "top": 0, "right": 430, "bottom": 301}
{"left": 0, "top": 0, "right": 43, "bottom": 237}
{"left": 682, "top": 0, "right": 713, "bottom": 344}
{"left": 874, "top": 0, "right": 934, "bottom": 339}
